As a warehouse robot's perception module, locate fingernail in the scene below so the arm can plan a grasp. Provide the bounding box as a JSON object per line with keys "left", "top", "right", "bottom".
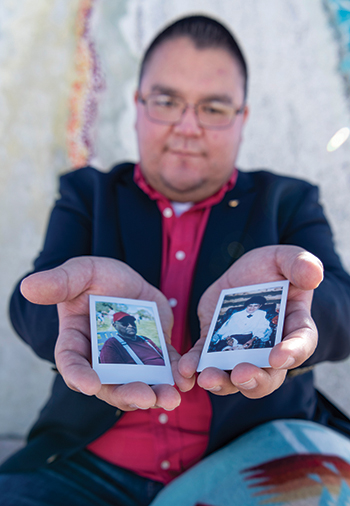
{"left": 278, "top": 357, "right": 295, "bottom": 369}
{"left": 129, "top": 404, "right": 149, "bottom": 410}
{"left": 76, "top": 387, "right": 90, "bottom": 396}
{"left": 154, "top": 403, "right": 177, "bottom": 411}
{"left": 237, "top": 378, "right": 258, "bottom": 390}
{"left": 209, "top": 386, "right": 222, "bottom": 392}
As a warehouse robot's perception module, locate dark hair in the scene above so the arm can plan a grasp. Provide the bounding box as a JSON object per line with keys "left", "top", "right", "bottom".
{"left": 138, "top": 15, "right": 248, "bottom": 99}
{"left": 244, "top": 296, "right": 266, "bottom": 307}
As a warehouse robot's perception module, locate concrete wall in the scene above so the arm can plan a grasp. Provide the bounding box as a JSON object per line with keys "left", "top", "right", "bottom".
{"left": 0, "top": 0, "right": 80, "bottom": 438}
{"left": 1, "top": 0, "right": 350, "bottom": 442}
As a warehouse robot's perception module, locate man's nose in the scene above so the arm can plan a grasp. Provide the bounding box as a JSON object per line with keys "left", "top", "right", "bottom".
{"left": 173, "top": 105, "right": 202, "bottom": 135}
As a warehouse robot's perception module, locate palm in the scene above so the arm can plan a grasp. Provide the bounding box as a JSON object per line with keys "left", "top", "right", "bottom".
{"left": 21, "top": 256, "right": 194, "bottom": 411}
{"left": 178, "top": 246, "right": 323, "bottom": 398}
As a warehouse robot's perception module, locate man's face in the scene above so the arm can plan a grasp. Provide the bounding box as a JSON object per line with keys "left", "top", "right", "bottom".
{"left": 135, "top": 37, "right": 248, "bottom": 202}
{"left": 113, "top": 317, "right": 137, "bottom": 340}
{"left": 246, "top": 303, "right": 261, "bottom": 314}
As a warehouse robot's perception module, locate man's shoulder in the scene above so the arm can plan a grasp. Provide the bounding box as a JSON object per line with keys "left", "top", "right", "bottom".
{"left": 137, "top": 336, "right": 161, "bottom": 349}
{"left": 137, "top": 335, "right": 154, "bottom": 344}
{"left": 229, "top": 310, "right": 245, "bottom": 320}
{"left": 236, "top": 168, "right": 317, "bottom": 193}
{"left": 55, "top": 162, "right": 138, "bottom": 208}
{"left": 101, "top": 333, "right": 120, "bottom": 344}
{"left": 59, "top": 162, "right": 135, "bottom": 186}
{"left": 255, "top": 309, "right": 267, "bottom": 317}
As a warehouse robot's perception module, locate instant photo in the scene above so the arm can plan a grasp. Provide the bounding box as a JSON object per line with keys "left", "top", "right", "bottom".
{"left": 197, "top": 280, "right": 289, "bottom": 371}
{"left": 89, "top": 295, "right": 174, "bottom": 385}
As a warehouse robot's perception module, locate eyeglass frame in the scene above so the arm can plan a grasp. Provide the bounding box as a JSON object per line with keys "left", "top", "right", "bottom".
{"left": 113, "top": 319, "right": 136, "bottom": 327}
{"left": 137, "top": 92, "right": 246, "bottom": 130}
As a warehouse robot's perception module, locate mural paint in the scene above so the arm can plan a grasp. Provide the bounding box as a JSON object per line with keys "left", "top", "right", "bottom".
{"left": 67, "top": 0, "right": 105, "bottom": 168}
{"left": 324, "top": 0, "right": 350, "bottom": 95}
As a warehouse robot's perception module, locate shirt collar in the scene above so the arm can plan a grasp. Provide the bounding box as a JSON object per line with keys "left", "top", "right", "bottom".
{"left": 133, "top": 163, "right": 238, "bottom": 211}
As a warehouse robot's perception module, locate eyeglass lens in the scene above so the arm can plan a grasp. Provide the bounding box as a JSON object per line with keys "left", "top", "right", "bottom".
{"left": 145, "top": 94, "right": 238, "bottom": 127}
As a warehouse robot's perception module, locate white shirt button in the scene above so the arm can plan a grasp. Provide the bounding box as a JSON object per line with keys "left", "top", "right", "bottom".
{"left": 160, "top": 460, "right": 171, "bottom": 470}
{"left": 163, "top": 207, "right": 173, "bottom": 218}
{"left": 175, "top": 250, "right": 186, "bottom": 261}
{"left": 168, "top": 298, "right": 177, "bottom": 308}
{"left": 158, "top": 413, "right": 168, "bottom": 424}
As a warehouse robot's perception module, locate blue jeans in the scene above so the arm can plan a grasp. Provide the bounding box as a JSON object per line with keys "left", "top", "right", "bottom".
{"left": 0, "top": 450, "right": 164, "bottom": 506}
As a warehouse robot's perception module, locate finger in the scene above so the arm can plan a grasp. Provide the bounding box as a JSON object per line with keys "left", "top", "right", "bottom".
{"left": 54, "top": 314, "right": 101, "bottom": 395}
{"left": 197, "top": 364, "right": 287, "bottom": 399}
{"left": 197, "top": 367, "right": 239, "bottom": 395}
{"left": 168, "top": 344, "right": 196, "bottom": 393}
{"left": 177, "top": 337, "right": 206, "bottom": 379}
{"left": 20, "top": 257, "right": 145, "bottom": 305}
{"left": 230, "top": 363, "right": 287, "bottom": 399}
{"left": 270, "top": 319, "right": 317, "bottom": 370}
{"left": 21, "top": 257, "right": 174, "bottom": 338}
{"left": 223, "top": 246, "right": 324, "bottom": 291}
{"left": 20, "top": 257, "right": 101, "bottom": 305}
{"left": 276, "top": 248, "right": 324, "bottom": 291}
{"left": 152, "top": 384, "right": 181, "bottom": 410}
{"left": 268, "top": 290, "right": 318, "bottom": 370}
{"left": 97, "top": 383, "right": 180, "bottom": 412}
{"left": 96, "top": 382, "right": 158, "bottom": 410}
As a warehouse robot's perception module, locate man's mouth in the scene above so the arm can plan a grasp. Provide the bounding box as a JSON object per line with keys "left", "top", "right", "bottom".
{"left": 168, "top": 149, "right": 203, "bottom": 157}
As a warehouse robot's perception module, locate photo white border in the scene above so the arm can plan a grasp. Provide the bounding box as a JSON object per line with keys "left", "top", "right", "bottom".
{"left": 197, "top": 280, "right": 289, "bottom": 371}
{"left": 89, "top": 295, "right": 174, "bottom": 385}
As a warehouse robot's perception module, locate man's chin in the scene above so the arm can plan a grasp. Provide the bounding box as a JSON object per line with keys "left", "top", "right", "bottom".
{"left": 124, "top": 333, "right": 137, "bottom": 339}
{"left": 160, "top": 173, "right": 206, "bottom": 200}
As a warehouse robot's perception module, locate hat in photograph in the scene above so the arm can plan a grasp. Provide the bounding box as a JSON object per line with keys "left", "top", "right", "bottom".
{"left": 113, "top": 312, "right": 135, "bottom": 323}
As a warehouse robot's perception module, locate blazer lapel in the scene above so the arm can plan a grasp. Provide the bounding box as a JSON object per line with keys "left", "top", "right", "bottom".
{"left": 116, "top": 171, "right": 162, "bottom": 288}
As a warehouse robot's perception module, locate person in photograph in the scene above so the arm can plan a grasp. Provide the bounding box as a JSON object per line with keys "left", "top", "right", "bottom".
{"left": 3, "top": 13, "right": 350, "bottom": 506}
{"left": 99, "top": 311, "right": 165, "bottom": 365}
{"left": 219, "top": 336, "right": 245, "bottom": 352}
{"left": 210, "top": 296, "right": 272, "bottom": 351}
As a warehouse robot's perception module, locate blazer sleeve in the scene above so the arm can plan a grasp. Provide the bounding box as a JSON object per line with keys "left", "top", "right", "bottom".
{"left": 277, "top": 181, "right": 350, "bottom": 365}
{"left": 9, "top": 168, "right": 97, "bottom": 363}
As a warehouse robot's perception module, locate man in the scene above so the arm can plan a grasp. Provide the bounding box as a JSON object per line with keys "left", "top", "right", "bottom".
{"left": 1, "top": 14, "right": 350, "bottom": 506}
{"left": 210, "top": 296, "right": 272, "bottom": 350}
{"left": 99, "top": 311, "right": 164, "bottom": 365}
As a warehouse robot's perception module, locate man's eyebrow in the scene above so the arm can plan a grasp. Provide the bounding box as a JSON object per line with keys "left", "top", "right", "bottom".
{"left": 149, "top": 85, "right": 234, "bottom": 104}
{"left": 200, "top": 94, "right": 234, "bottom": 104}
{"left": 150, "top": 85, "right": 179, "bottom": 95}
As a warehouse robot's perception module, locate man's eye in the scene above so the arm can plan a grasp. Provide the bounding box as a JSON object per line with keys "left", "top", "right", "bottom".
{"left": 153, "top": 96, "right": 179, "bottom": 108}
{"left": 201, "top": 103, "right": 229, "bottom": 115}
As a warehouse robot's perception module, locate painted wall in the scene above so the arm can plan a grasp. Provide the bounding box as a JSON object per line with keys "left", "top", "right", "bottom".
{"left": 1, "top": 0, "right": 350, "bottom": 439}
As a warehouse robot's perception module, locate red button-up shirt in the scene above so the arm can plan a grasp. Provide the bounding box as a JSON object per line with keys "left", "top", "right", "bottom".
{"left": 87, "top": 164, "right": 237, "bottom": 483}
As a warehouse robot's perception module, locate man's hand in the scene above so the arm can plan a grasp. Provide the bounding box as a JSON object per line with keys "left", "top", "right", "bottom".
{"left": 243, "top": 337, "right": 256, "bottom": 349}
{"left": 21, "top": 257, "right": 194, "bottom": 411}
{"left": 178, "top": 245, "right": 324, "bottom": 399}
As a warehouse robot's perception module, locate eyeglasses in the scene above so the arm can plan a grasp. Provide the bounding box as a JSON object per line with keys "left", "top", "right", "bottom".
{"left": 138, "top": 93, "right": 245, "bottom": 129}
{"left": 115, "top": 320, "right": 135, "bottom": 327}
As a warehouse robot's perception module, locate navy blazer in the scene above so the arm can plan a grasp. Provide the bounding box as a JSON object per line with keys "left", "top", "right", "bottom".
{"left": 4, "top": 163, "right": 350, "bottom": 472}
